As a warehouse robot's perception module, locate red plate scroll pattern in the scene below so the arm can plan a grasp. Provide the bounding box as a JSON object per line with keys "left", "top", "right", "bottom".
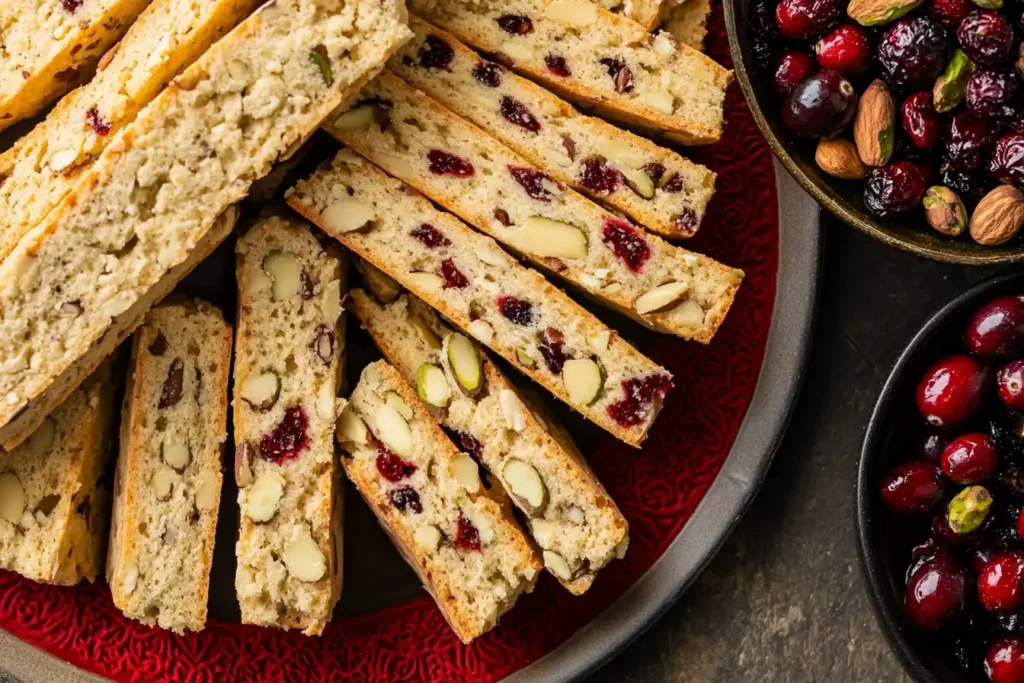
{"left": 0, "top": 3, "right": 780, "bottom": 681}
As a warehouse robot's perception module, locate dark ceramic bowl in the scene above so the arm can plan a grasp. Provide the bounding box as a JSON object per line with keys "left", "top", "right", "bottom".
{"left": 722, "top": 0, "right": 1024, "bottom": 266}
{"left": 857, "top": 271, "right": 1024, "bottom": 682}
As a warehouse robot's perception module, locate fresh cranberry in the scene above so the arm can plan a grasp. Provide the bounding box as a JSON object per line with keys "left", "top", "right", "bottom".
{"left": 959, "top": 11, "right": 1015, "bottom": 66}
{"left": 974, "top": 546, "right": 996, "bottom": 574}
{"left": 602, "top": 218, "right": 650, "bottom": 272}
{"left": 410, "top": 223, "right": 450, "bottom": 248}
{"left": 880, "top": 462, "right": 947, "bottom": 514}
{"left": 473, "top": 61, "right": 502, "bottom": 87}
{"left": 60, "top": 0, "right": 83, "bottom": 14}
{"left": 497, "top": 296, "right": 534, "bottom": 326}
{"left": 538, "top": 328, "right": 567, "bottom": 374}
{"left": 942, "top": 433, "right": 999, "bottom": 483}
{"left": 990, "top": 134, "right": 1024, "bottom": 189}
{"left": 85, "top": 107, "right": 110, "bottom": 135}
{"left": 774, "top": 0, "right": 840, "bottom": 40}
{"left": 607, "top": 374, "right": 674, "bottom": 427}
{"left": 782, "top": 69, "right": 857, "bottom": 138}
{"left": 545, "top": 54, "right": 571, "bottom": 77}
{"left": 508, "top": 166, "right": 555, "bottom": 201}
{"left": 863, "top": 161, "right": 927, "bottom": 216}
{"left": 999, "top": 360, "right": 1024, "bottom": 410}
{"left": 418, "top": 35, "right": 454, "bottom": 70}
{"left": 905, "top": 553, "right": 967, "bottom": 630}
{"left": 918, "top": 429, "right": 952, "bottom": 463}
{"left": 260, "top": 406, "right": 309, "bottom": 463}
{"left": 375, "top": 448, "right": 417, "bottom": 482}
{"left": 453, "top": 515, "right": 481, "bottom": 551}
{"left": 599, "top": 58, "right": 634, "bottom": 93}
{"left": 946, "top": 111, "right": 998, "bottom": 172}
{"left": 1017, "top": 507, "right": 1024, "bottom": 539}
{"left": 496, "top": 14, "right": 533, "bottom": 35}
{"left": 815, "top": 25, "right": 871, "bottom": 75}
{"left": 901, "top": 92, "right": 941, "bottom": 149}
{"left": 439, "top": 258, "right": 469, "bottom": 289}
{"left": 931, "top": 0, "right": 972, "bottom": 26}
{"left": 969, "top": 296, "right": 1024, "bottom": 358}
{"left": 917, "top": 354, "right": 991, "bottom": 427}
{"left": 427, "top": 150, "right": 474, "bottom": 177}
{"left": 967, "top": 69, "right": 1021, "bottom": 121}
{"left": 986, "top": 637, "right": 1024, "bottom": 682}
{"left": 773, "top": 50, "right": 817, "bottom": 94}
{"left": 980, "top": 552, "right": 1024, "bottom": 612}
{"left": 579, "top": 156, "right": 622, "bottom": 195}
{"left": 500, "top": 96, "right": 541, "bottom": 133}
{"left": 389, "top": 486, "right": 422, "bottom": 513}
{"left": 912, "top": 537, "right": 950, "bottom": 572}
{"left": 878, "top": 17, "right": 949, "bottom": 89}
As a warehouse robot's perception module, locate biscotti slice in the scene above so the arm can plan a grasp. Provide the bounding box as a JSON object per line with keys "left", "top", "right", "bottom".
{"left": 594, "top": 0, "right": 670, "bottom": 31}
{"left": 389, "top": 18, "right": 715, "bottom": 239}
{"left": 337, "top": 361, "right": 541, "bottom": 642}
{"left": 349, "top": 288, "right": 628, "bottom": 593}
{"left": 106, "top": 300, "right": 231, "bottom": 633}
{"left": 233, "top": 214, "right": 345, "bottom": 636}
{"left": 287, "top": 151, "right": 673, "bottom": 447}
{"left": 0, "top": 0, "right": 262, "bottom": 265}
{"left": 322, "top": 73, "right": 743, "bottom": 342}
{"left": 0, "top": 0, "right": 153, "bottom": 130}
{"left": 0, "top": 0, "right": 412, "bottom": 451}
{"left": 665, "top": 0, "right": 711, "bottom": 51}
{"left": 406, "top": 0, "right": 731, "bottom": 144}
{"left": 0, "top": 363, "right": 115, "bottom": 586}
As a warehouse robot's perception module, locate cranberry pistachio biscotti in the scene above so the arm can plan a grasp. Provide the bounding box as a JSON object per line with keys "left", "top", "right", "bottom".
{"left": 0, "top": 363, "right": 115, "bottom": 585}
{"left": 666, "top": 0, "right": 711, "bottom": 51}
{"left": 389, "top": 17, "right": 715, "bottom": 239}
{"left": 0, "top": 0, "right": 261, "bottom": 264}
{"left": 337, "top": 361, "right": 541, "bottom": 642}
{"left": 406, "top": 0, "right": 732, "bottom": 144}
{"left": 0, "top": 0, "right": 153, "bottom": 130}
{"left": 234, "top": 214, "right": 346, "bottom": 636}
{"left": 287, "top": 150, "right": 674, "bottom": 446}
{"left": 324, "top": 73, "right": 743, "bottom": 341}
{"left": 106, "top": 300, "right": 232, "bottom": 633}
{"left": 0, "top": 0, "right": 412, "bottom": 452}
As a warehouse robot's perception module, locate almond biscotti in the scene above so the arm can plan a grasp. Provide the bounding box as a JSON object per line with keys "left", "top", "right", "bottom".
{"left": 0, "top": 0, "right": 153, "bottom": 130}
{"left": 0, "top": 0, "right": 412, "bottom": 451}
{"left": 337, "top": 361, "right": 541, "bottom": 642}
{"left": 349, "top": 287, "right": 628, "bottom": 593}
{"left": 597, "top": 0, "right": 670, "bottom": 31}
{"left": 287, "top": 150, "right": 673, "bottom": 447}
{"left": 406, "top": 0, "right": 732, "bottom": 144}
{"left": 323, "top": 73, "right": 743, "bottom": 342}
{"left": 234, "top": 214, "right": 346, "bottom": 636}
{"left": 666, "top": 0, "right": 711, "bottom": 51}
{"left": 0, "top": 363, "right": 115, "bottom": 586}
{"left": 389, "top": 17, "right": 715, "bottom": 239}
{"left": 0, "top": 0, "right": 262, "bottom": 264}
{"left": 106, "top": 300, "right": 231, "bottom": 633}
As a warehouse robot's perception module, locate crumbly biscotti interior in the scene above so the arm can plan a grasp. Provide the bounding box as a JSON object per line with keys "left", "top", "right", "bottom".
{"left": 349, "top": 287, "right": 629, "bottom": 593}
{"left": 0, "top": 0, "right": 262, "bottom": 264}
{"left": 107, "top": 300, "right": 231, "bottom": 634}
{"left": 665, "top": 0, "right": 711, "bottom": 51}
{"left": 406, "top": 0, "right": 731, "bottom": 144}
{"left": 0, "top": 0, "right": 412, "bottom": 450}
{"left": 0, "top": 363, "right": 115, "bottom": 585}
{"left": 388, "top": 16, "right": 716, "bottom": 239}
{"left": 234, "top": 214, "right": 345, "bottom": 636}
{"left": 323, "top": 72, "right": 742, "bottom": 342}
{"left": 596, "top": 0, "right": 667, "bottom": 31}
{"left": 287, "top": 150, "right": 672, "bottom": 446}
{"left": 337, "top": 360, "right": 541, "bottom": 642}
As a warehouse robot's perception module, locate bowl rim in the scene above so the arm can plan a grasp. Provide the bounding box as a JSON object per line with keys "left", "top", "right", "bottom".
{"left": 855, "top": 271, "right": 1024, "bottom": 683}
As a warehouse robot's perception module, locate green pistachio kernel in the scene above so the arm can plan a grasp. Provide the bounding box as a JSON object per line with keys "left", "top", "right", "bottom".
{"left": 310, "top": 46, "right": 333, "bottom": 87}
{"left": 947, "top": 485, "right": 992, "bottom": 534}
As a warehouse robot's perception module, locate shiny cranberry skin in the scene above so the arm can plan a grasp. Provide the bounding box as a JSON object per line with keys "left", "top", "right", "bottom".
{"left": 473, "top": 61, "right": 502, "bottom": 87}
{"left": 607, "top": 374, "right": 674, "bottom": 427}
{"left": 878, "top": 17, "right": 949, "bottom": 89}
{"left": 932, "top": 0, "right": 972, "bottom": 27}
{"left": 815, "top": 25, "right": 871, "bottom": 75}
{"left": 946, "top": 111, "right": 997, "bottom": 172}
{"left": 782, "top": 69, "right": 857, "bottom": 138}
{"left": 85, "top": 107, "right": 110, "bottom": 135}
{"left": 602, "top": 218, "right": 651, "bottom": 272}
{"left": 967, "top": 69, "right": 1021, "bottom": 120}
{"left": 389, "top": 486, "right": 422, "bottom": 513}
{"left": 942, "top": 167, "right": 994, "bottom": 206}
{"left": 773, "top": 50, "right": 817, "bottom": 94}
{"left": 863, "top": 161, "right": 927, "bottom": 216}
{"left": 905, "top": 553, "right": 967, "bottom": 630}
{"left": 375, "top": 448, "right": 417, "bottom": 482}
{"left": 259, "top": 406, "right": 309, "bottom": 463}
{"left": 999, "top": 360, "right": 1024, "bottom": 410}
{"left": 579, "top": 156, "right": 622, "bottom": 195}
{"left": 545, "top": 54, "right": 571, "bottom": 77}
{"left": 901, "top": 92, "right": 941, "bottom": 149}
{"left": 966, "top": 296, "right": 1024, "bottom": 359}
{"left": 1018, "top": 507, "right": 1024, "bottom": 539}
{"left": 508, "top": 166, "right": 555, "bottom": 201}
{"left": 990, "top": 134, "right": 1024, "bottom": 189}
{"left": 410, "top": 223, "right": 450, "bottom": 248}
{"left": 497, "top": 296, "right": 534, "bottom": 326}
{"left": 959, "top": 11, "right": 1015, "bottom": 66}
{"left": 917, "top": 354, "right": 991, "bottom": 427}
{"left": 880, "top": 462, "right": 947, "bottom": 514}
{"left": 980, "top": 552, "right": 1024, "bottom": 612}
{"left": 427, "top": 150, "right": 474, "bottom": 177}
{"left": 918, "top": 429, "right": 952, "bottom": 463}
{"left": 500, "top": 96, "right": 541, "bottom": 132}
{"left": 942, "top": 433, "right": 999, "bottom": 483}
{"left": 538, "top": 328, "right": 567, "bottom": 374}
{"left": 774, "top": 0, "right": 840, "bottom": 39}
{"left": 497, "top": 14, "right": 533, "bottom": 35}
{"left": 986, "top": 637, "right": 1024, "bottom": 682}
{"left": 454, "top": 515, "right": 481, "bottom": 551}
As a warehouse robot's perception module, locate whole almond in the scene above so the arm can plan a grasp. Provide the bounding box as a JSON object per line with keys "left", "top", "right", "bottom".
{"left": 815, "top": 138, "right": 867, "bottom": 179}
{"left": 846, "top": 0, "right": 922, "bottom": 25}
{"left": 853, "top": 79, "right": 895, "bottom": 167}
{"left": 970, "top": 185, "right": 1024, "bottom": 245}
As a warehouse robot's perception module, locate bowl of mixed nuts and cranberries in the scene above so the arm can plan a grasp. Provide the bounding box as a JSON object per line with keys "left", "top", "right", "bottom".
{"left": 724, "top": 0, "right": 1024, "bottom": 263}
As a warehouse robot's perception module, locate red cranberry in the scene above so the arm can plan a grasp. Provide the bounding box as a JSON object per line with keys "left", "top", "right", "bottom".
{"left": 599, "top": 58, "right": 634, "bottom": 93}
{"left": 260, "top": 406, "right": 309, "bottom": 463}
{"left": 473, "top": 61, "right": 503, "bottom": 87}
{"left": 878, "top": 17, "right": 949, "bottom": 89}
{"left": 439, "top": 258, "right": 469, "bottom": 289}
{"left": 457, "top": 431, "right": 484, "bottom": 460}
{"left": 607, "top": 374, "right": 674, "bottom": 427}
{"left": 999, "top": 360, "right": 1024, "bottom": 410}
{"left": 967, "top": 69, "right": 1021, "bottom": 121}
{"left": 990, "top": 134, "right": 1024, "bottom": 189}
{"left": 497, "top": 296, "right": 534, "bottom": 326}
{"left": 986, "top": 637, "right": 1024, "bottom": 682}
{"left": 674, "top": 210, "right": 698, "bottom": 236}
{"left": 942, "top": 433, "right": 999, "bottom": 484}
{"left": 1017, "top": 507, "right": 1024, "bottom": 539}
{"left": 427, "top": 150, "right": 474, "bottom": 177}
{"left": 418, "top": 35, "right": 454, "bottom": 70}
{"left": 974, "top": 546, "right": 996, "bottom": 573}
{"left": 662, "top": 173, "right": 685, "bottom": 192}
{"left": 912, "top": 536, "right": 950, "bottom": 568}
{"left": 815, "top": 25, "right": 872, "bottom": 75}
{"left": 545, "top": 54, "right": 571, "bottom": 77}
{"left": 389, "top": 486, "right": 422, "bottom": 513}
{"left": 774, "top": 0, "right": 840, "bottom": 40}
{"left": 85, "top": 107, "right": 110, "bottom": 135}
{"left": 946, "top": 111, "right": 998, "bottom": 172}
{"left": 905, "top": 553, "right": 967, "bottom": 630}
{"left": 880, "top": 462, "right": 947, "bottom": 514}
{"left": 410, "top": 223, "right": 450, "bottom": 248}
{"left": 917, "top": 354, "right": 991, "bottom": 427}
{"left": 454, "top": 515, "right": 481, "bottom": 551}
{"left": 901, "top": 92, "right": 941, "bottom": 149}
{"left": 959, "top": 11, "right": 1015, "bottom": 66}
{"left": 375, "top": 448, "right": 417, "bottom": 482}
{"left": 918, "top": 429, "right": 952, "bottom": 463}
{"left": 773, "top": 50, "right": 817, "bottom": 94}
{"left": 508, "top": 166, "right": 555, "bottom": 201}
{"left": 782, "top": 69, "right": 857, "bottom": 138}
{"left": 966, "top": 296, "right": 1024, "bottom": 359}
{"left": 602, "top": 218, "right": 650, "bottom": 272}
{"left": 61, "top": 0, "right": 84, "bottom": 13}
{"left": 579, "top": 156, "right": 623, "bottom": 195}
{"left": 863, "top": 161, "right": 927, "bottom": 216}
{"left": 538, "top": 328, "right": 567, "bottom": 374}
{"left": 501, "top": 96, "right": 541, "bottom": 133}
{"left": 980, "top": 552, "right": 1024, "bottom": 612}
{"left": 497, "top": 14, "right": 533, "bottom": 35}
{"left": 931, "top": 0, "right": 972, "bottom": 26}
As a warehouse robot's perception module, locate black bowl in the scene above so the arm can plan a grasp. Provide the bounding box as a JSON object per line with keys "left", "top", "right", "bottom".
{"left": 857, "top": 271, "right": 1024, "bottom": 682}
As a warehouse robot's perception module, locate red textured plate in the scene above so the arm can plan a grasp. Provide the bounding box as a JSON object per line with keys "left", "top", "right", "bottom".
{"left": 0, "top": 3, "right": 819, "bottom": 680}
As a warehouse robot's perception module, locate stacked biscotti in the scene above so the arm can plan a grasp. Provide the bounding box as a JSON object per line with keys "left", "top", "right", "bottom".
{"left": 389, "top": 17, "right": 715, "bottom": 239}
{"left": 406, "top": 0, "right": 732, "bottom": 144}
{"left": 0, "top": 0, "right": 261, "bottom": 264}
{"left": 0, "top": 0, "right": 153, "bottom": 130}
{"left": 107, "top": 300, "right": 232, "bottom": 633}
{"left": 234, "top": 214, "right": 346, "bottom": 636}
{"left": 337, "top": 360, "right": 541, "bottom": 642}
{"left": 0, "top": 0, "right": 413, "bottom": 452}
{"left": 287, "top": 150, "right": 673, "bottom": 446}
{"left": 0, "top": 363, "right": 115, "bottom": 585}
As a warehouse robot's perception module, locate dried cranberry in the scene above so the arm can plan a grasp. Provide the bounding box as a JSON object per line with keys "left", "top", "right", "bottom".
{"left": 643, "top": 163, "right": 667, "bottom": 185}
{"left": 375, "top": 448, "right": 418, "bottom": 482}
{"left": 782, "top": 69, "right": 857, "bottom": 138}
{"left": 959, "top": 11, "right": 1014, "bottom": 66}
{"left": 942, "top": 167, "right": 994, "bottom": 206}
{"left": 941, "top": 433, "right": 998, "bottom": 483}
{"left": 931, "top": 0, "right": 972, "bottom": 27}
{"left": 599, "top": 58, "right": 634, "bottom": 93}
{"left": 85, "top": 107, "right": 110, "bottom": 135}
{"left": 500, "top": 96, "right": 541, "bottom": 132}
{"left": 966, "top": 295, "right": 1024, "bottom": 358}
{"left": 410, "top": 223, "right": 451, "bottom": 248}
{"left": 538, "top": 328, "right": 567, "bottom": 374}
{"left": 863, "top": 161, "right": 927, "bottom": 216}
{"left": 662, "top": 173, "right": 685, "bottom": 192}
{"left": 990, "top": 133, "right": 1024, "bottom": 188}
{"left": 774, "top": 0, "right": 840, "bottom": 39}
{"left": 438, "top": 258, "right": 469, "bottom": 289}
{"left": 578, "top": 156, "right": 622, "bottom": 195}
{"left": 674, "top": 210, "right": 699, "bottom": 236}
{"left": 473, "top": 61, "right": 503, "bottom": 87}
{"left": 773, "top": 50, "right": 817, "bottom": 94}
{"left": 607, "top": 374, "right": 673, "bottom": 427}
{"left": 905, "top": 553, "right": 967, "bottom": 630}
{"left": 602, "top": 218, "right": 650, "bottom": 272}
{"left": 457, "top": 431, "right": 484, "bottom": 460}
{"left": 966, "top": 68, "right": 1021, "bottom": 120}
{"left": 880, "top": 462, "right": 946, "bottom": 514}
{"left": 946, "top": 111, "right": 997, "bottom": 171}
{"left": 901, "top": 91, "right": 941, "bottom": 149}
{"left": 454, "top": 515, "right": 482, "bottom": 551}
{"left": 427, "top": 149, "right": 474, "bottom": 177}
{"left": 389, "top": 486, "right": 422, "bottom": 513}
{"left": 260, "top": 406, "right": 309, "bottom": 463}
{"left": 815, "top": 24, "right": 872, "bottom": 75}
{"left": 917, "top": 354, "right": 991, "bottom": 427}
{"left": 545, "top": 54, "right": 571, "bottom": 77}
{"left": 493, "top": 208, "right": 512, "bottom": 226}
{"left": 751, "top": 0, "right": 783, "bottom": 65}
{"left": 878, "top": 17, "right": 949, "bottom": 89}
{"left": 986, "top": 638, "right": 1024, "bottom": 683}
{"left": 60, "top": 0, "right": 83, "bottom": 14}
{"left": 417, "top": 35, "right": 454, "bottom": 70}
{"left": 497, "top": 296, "right": 534, "bottom": 326}
{"left": 508, "top": 166, "right": 555, "bottom": 201}
{"left": 999, "top": 360, "right": 1024, "bottom": 410}
{"left": 497, "top": 14, "right": 533, "bottom": 35}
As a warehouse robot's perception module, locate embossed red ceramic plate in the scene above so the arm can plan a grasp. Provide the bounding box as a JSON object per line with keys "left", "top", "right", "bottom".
{"left": 0, "top": 3, "right": 819, "bottom": 681}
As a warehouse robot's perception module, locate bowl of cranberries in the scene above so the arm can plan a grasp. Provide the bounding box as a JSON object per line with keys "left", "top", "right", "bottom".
{"left": 858, "top": 274, "right": 1024, "bottom": 681}
{"left": 725, "top": 0, "right": 1024, "bottom": 263}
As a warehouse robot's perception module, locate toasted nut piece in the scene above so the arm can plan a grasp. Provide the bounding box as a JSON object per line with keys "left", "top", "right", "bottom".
{"left": 322, "top": 198, "right": 375, "bottom": 234}
{"left": 153, "top": 469, "right": 174, "bottom": 501}
{"left": 241, "top": 371, "right": 281, "bottom": 411}
{"left": 467, "top": 509, "right": 495, "bottom": 545}
{"left": 334, "top": 105, "right": 376, "bottom": 133}
{"left": 407, "top": 272, "right": 445, "bottom": 291}
{"left": 385, "top": 391, "right": 413, "bottom": 420}
{"left": 567, "top": 506, "right": 586, "bottom": 524}
{"left": 246, "top": 471, "right": 285, "bottom": 522}
{"left": 442, "top": 333, "right": 483, "bottom": 397}
{"left": 923, "top": 186, "right": 968, "bottom": 236}
{"left": 523, "top": 217, "right": 588, "bottom": 259}
{"left": 589, "top": 329, "right": 611, "bottom": 352}
{"left": 500, "top": 40, "right": 536, "bottom": 64}
{"left": 597, "top": 137, "right": 646, "bottom": 169}
{"left": 49, "top": 148, "right": 78, "bottom": 173}
{"left": 671, "top": 298, "right": 705, "bottom": 326}
{"left": 516, "top": 347, "right": 535, "bottom": 367}
{"left": 502, "top": 458, "right": 548, "bottom": 515}
{"left": 123, "top": 564, "right": 139, "bottom": 595}
{"left": 853, "top": 79, "right": 895, "bottom": 167}
{"left": 563, "top": 358, "right": 603, "bottom": 405}
{"left": 451, "top": 453, "right": 482, "bottom": 494}
{"left": 971, "top": 185, "right": 1024, "bottom": 245}
{"left": 195, "top": 470, "right": 219, "bottom": 511}
{"left": 467, "top": 319, "right": 494, "bottom": 345}
{"left": 27, "top": 417, "right": 56, "bottom": 455}
{"left": 475, "top": 241, "right": 510, "bottom": 268}
{"left": 640, "top": 90, "right": 676, "bottom": 114}
{"left": 543, "top": 550, "right": 573, "bottom": 580}
{"left": 934, "top": 49, "right": 975, "bottom": 113}
{"left": 317, "top": 381, "right": 335, "bottom": 420}
{"left": 414, "top": 524, "right": 442, "bottom": 552}
{"left": 619, "top": 165, "right": 655, "bottom": 199}
{"left": 846, "top": 0, "right": 922, "bottom": 24}
{"left": 338, "top": 404, "right": 369, "bottom": 445}
{"left": 283, "top": 535, "right": 327, "bottom": 582}
{"left": 235, "top": 442, "right": 255, "bottom": 487}
{"left": 544, "top": 0, "right": 598, "bottom": 27}
{"left": 375, "top": 402, "right": 414, "bottom": 456}
{"left": 262, "top": 251, "right": 302, "bottom": 301}
{"left": 162, "top": 439, "right": 191, "bottom": 471}
{"left": 499, "top": 389, "right": 526, "bottom": 432}
{"left": 416, "top": 363, "right": 451, "bottom": 407}
{"left": 0, "top": 473, "right": 26, "bottom": 524}
{"left": 358, "top": 260, "right": 401, "bottom": 303}
{"left": 410, "top": 315, "right": 442, "bottom": 349}
{"left": 634, "top": 281, "right": 690, "bottom": 315}
{"left": 815, "top": 139, "right": 866, "bottom": 179}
